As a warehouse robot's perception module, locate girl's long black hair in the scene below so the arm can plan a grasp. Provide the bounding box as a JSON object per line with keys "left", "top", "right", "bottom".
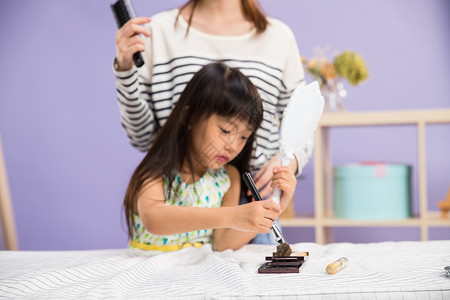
{"left": 124, "top": 62, "right": 263, "bottom": 238}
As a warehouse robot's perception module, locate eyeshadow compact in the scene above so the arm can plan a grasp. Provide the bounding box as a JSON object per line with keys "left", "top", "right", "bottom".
{"left": 258, "top": 252, "right": 309, "bottom": 274}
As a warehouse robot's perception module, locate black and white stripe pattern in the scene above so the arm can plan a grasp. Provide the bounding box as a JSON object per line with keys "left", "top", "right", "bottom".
{"left": 114, "top": 9, "right": 313, "bottom": 175}
{"left": 116, "top": 56, "right": 307, "bottom": 173}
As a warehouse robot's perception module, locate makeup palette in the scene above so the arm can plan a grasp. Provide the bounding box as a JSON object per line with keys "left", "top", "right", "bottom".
{"left": 258, "top": 252, "right": 309, "bottom": 274}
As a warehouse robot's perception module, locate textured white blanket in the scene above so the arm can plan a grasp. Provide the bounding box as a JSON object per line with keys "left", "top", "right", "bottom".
{"left": 1, "top": 241, "right": 449, "bottom": 299}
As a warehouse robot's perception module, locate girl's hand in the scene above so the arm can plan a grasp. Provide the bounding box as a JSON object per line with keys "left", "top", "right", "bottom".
{"left": 115, "top": 17, "right": 151, "bottom": 71}
{"left": 270, "top": 166, "right": 297, "bottom": 212}
{"left": 230, "top": 201, "right": 281, "bottom": 234}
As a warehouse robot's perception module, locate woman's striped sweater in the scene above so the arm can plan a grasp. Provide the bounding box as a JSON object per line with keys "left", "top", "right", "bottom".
{"left": 113, "top": 9, "right": 314, "bottom": 176}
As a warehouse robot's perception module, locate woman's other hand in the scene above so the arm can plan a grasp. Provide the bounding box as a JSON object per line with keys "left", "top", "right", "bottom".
{"left": 248, "top": 152, "right": 298, "bottom": 200}
{"left": 115, "top": 17, "right": 151, "bottom": 71}
{"left": 270, "top": 166, "right": 297, "bottom": 212}
{"left": 248, "top": 152, "right": 281, "bottom": 200}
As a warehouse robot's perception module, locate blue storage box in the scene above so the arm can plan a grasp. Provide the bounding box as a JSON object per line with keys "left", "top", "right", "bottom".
{"left": 333, "top": 163, "right": 411, "bottom": 220}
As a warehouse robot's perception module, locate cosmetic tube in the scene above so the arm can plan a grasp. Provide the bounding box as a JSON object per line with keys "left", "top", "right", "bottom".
{"left": 326, "top": 257, "right": 348, "bottom": 275}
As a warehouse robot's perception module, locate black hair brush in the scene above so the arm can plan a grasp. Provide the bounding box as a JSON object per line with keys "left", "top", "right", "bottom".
{"left": 242, "top": 172, "right": 292, "bottom": 257}
{"left": 111, "top": 0, "right": 145, "bottom": 68}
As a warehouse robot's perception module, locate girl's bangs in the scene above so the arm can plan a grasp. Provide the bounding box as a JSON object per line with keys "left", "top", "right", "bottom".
{"left": 213, "top": 90, "right": 263, "bottom": 133}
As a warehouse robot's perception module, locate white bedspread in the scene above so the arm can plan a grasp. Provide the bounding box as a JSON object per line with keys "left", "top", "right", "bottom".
{"left": 1, "top": 240, "right": 449, "bottom": 299}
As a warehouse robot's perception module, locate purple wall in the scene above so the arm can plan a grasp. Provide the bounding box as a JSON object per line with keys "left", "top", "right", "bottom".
{"left": 0, "top": 0, "right": 449, "bottom": 250}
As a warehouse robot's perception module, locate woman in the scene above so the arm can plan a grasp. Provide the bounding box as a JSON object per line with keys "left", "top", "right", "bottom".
{"left": 113, "top": 0, "right": 314, "bottom": 244}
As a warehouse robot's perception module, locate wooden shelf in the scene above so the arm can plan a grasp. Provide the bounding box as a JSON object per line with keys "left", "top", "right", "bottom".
{"left": 319, "top": 109, "right": 450, "bottom": 126}
{"left": 0, "top": 134, "right": 19, "bottom": 250}
{"left": 425, "top": 211, "right": 450, "bottom": 226}
{"left": 280, "top": 215, "right": 450, "bottom": 228}
{"left": 283, "top": 109, "right": 450, "bottom": 244}
{"left": 321, "top": 218, "right": 422, "bottom": 227}
{"left": 280, "top": 217, "right": 422, "bottom": 227}
{"left": 280, "top": 214, "right": 316, "bottom": 227}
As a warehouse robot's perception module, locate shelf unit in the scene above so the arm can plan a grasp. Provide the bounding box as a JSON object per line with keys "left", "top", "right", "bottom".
{"left": 280, "top": 109, "right": 450, "bottom": 244}
{"left": 0, "top": 133, "right": 19, "bottom": 250}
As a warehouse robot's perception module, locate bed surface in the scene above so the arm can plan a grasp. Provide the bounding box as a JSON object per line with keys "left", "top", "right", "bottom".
{"left": 1, "top": 240, "right": 449, "bottom": 299}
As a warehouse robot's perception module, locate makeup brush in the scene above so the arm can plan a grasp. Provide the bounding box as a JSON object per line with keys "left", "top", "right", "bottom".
{"left": 242, "top": 172, "right": 292, "bottom": 257}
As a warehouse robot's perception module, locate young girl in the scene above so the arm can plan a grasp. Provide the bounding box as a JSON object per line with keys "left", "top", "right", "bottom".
{"left": 124, "top": 62, "right": 297, "bottom": 251}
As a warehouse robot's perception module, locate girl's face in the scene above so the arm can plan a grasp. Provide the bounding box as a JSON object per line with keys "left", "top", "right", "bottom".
{"left": 190, "top": 114, "right": 252, "bottom": 171}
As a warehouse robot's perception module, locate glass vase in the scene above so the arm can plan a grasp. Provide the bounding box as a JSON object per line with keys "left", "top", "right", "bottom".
{"left": 321, "top": 79, "right": 347, "bottom": 112}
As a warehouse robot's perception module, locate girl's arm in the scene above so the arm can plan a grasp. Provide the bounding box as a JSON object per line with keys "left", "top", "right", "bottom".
{"left": 213, "top": 165, "right": 280, "bottom": 251}
{"left": 136, "top": 174, "right": 280, "bottom": 237}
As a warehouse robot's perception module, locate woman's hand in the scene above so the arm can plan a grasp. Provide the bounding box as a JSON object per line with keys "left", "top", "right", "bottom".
{"left": 229, "top": 200, "right": 281, "bottom": 234}
{"left": 115, "top": 17, "right": 151, "bottom": 71}
{"left": 248, "top": 153, "right": 298, "bottom": 200}
{"left": 270, "top": 166, "right": 297, "bottom": 212}
{"left": 248, "top": 153, "right": 281, "bottom": 199}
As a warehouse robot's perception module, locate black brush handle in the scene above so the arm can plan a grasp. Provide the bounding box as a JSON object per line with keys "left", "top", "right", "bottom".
{"left": 242, "top": 172, "right": 286, "bottom": 245}
{"left": 243, "top": 172, "right": 262, "bottom": 201}
{"left": 111, "top": 0, "right": 144, "bottom": 68}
